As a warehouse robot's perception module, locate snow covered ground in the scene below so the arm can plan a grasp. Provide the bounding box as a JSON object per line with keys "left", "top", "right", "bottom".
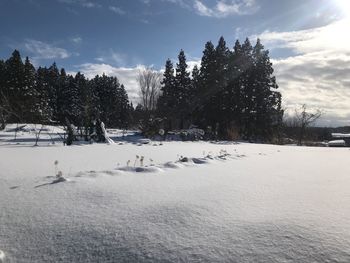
{"left": 0, "top": 125, "right": 350, "bottom": 262}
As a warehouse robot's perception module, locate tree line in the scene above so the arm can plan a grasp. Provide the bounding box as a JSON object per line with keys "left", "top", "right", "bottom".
{"left": 0, "top": 50, "right": 132, "bottom": 131}
{"left": 0, "top": 36, "right": 283, "bottom": 141}
{"left": 155, "top": 37, "right": 283, "bottom": 141}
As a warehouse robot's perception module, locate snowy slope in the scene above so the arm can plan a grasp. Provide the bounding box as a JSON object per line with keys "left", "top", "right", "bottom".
{"left": 0, "top": 127, "right": 350, "bottom": 262}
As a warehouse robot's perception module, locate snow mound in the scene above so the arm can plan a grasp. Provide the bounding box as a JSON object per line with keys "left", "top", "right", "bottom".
{"left": 328, "top": 140, "right": 346, "bottom": 147}
{"left": 113, "top": 153, "right": 234, "bottom": 174}
{"left": 138, "top": 138, "right": 151, "bottom": 144}
{"left": 69, "top": 152, "right": 236, "bottom": 179}
{"left": 117, "top": 166, "right": 163, "bottom": 173}
{"left": 0, "top": 250, "right": 5, "bottom": 262}
{"left": 163, "top": 161, "right": 182, "bottom": 169}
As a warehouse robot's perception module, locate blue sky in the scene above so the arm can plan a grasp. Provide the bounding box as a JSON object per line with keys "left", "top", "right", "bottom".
{"left": 0, "top": 0, "right": 349, "bottom": 126}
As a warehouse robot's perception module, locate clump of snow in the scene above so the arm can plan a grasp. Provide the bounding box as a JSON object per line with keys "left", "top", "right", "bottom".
{"left": 331, "top": 133, "right": 350, "bottom": 138}
{"left": 0, "top": 250, "right": 5, "bottom": 262}
{"left": 328, "top": 140, "right": 346, "bottom": 147}
{"left": 101, "top": 122, "right": 115, "bottom": 145}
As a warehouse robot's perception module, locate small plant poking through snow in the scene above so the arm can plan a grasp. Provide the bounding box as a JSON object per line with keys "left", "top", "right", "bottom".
{"left": 219, "top": 149, "right": 228, "bottom": 156}
{"left": 140, "top": 156, "right": 144, "bottom": 167}
{"left": 134, "top": 155, "right": 139, "bottom": 167}
{"left": 179, "top": 155, "right": 189, "bottom": 162}
{"left": 149, "top": 158, "right": 154, "bottom": 166}
{"left": 205, "top": 151, "right": 213, "bottom": 159}
{"left": 54, "top": 160, "right": 59, "bottom": 175}
{"left": 53, "top": 160, "right": 66, "bottom": 183}
{"left": 56, "top": 171, "right": 63, "bottom": 178}
{"left": 127, "top": 160, "right": 130, "bottom": 167}
{"left": 54, "top": 160, "right": 63, "bottom": 177}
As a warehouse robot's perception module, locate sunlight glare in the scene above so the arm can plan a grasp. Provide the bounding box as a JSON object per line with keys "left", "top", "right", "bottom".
{"left": 335, "top": 0, "right": 350, "bottom": 17}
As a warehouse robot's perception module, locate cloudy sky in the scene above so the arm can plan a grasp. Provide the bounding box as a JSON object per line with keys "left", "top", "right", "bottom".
{"left": 0, "top": 0, "right": 349, "bottom": 126}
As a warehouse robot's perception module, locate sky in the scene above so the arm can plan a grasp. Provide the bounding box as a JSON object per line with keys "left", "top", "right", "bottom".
{"left": 0, "top": 0, "right": 349, "bottom": 126}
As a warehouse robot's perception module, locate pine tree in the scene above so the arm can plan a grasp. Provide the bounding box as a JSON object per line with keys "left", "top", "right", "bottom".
{"left": 213, "top": 36, "right": 230, "bottom": 137}
{"left": 36, "top": 67, "right": 53, "bottom": 123}
{"left": 5, "top": 50, "right": 25, "bottom": 121}
{"left": 46, "top": 63, "right": 60, "bottom": 123}
{"left": 61, "top": 74, "right": 80, "bottom": 124}
{"left": 0, "top": 59, "right": 8, "bottom": 128}
{"left": 191, "top": 65, "right": 200, "bottom": 96}
{"left": 116, "top": 84, "right": 131, "bottom": 129}
{"left": 175, "top": 50, "right": 192, "bottom": 128}
{"left": 56, "top": 68, "right": 68, "bottom": 123}
{"left": 239, "top": 38, "right": 255, "bottom": 139}
{"left": 251, "top": 39, "right": 282, "bottom": 140}
{"left": 197, "top": 41, "right": 217, "bottom": 130}
{"left": 226, "top": 40, "right": 244, "bottom": 134}
{"left": 75, "top": 72, "right": 96, "bottom": 135}
{"left": 157, "top": 59, "right": 176, "bottom": 129}
{"left": 23, "top": 57, "right": 39, "bottom": 122}
{"left": 91, "top": 74, "right": 130, "bottom": 128}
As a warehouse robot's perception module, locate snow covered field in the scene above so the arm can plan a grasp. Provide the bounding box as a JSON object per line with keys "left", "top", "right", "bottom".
{"left": 0, "top": 125, "right": 350, "bottom": 262}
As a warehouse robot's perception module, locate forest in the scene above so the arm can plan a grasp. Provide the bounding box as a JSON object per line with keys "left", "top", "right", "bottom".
{"left": 0, "top": 36, "right": 283, "bottom": 141}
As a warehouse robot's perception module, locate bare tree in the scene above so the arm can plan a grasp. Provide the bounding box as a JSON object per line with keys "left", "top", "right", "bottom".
{"left": 137, "top": 68, "right": 162, "bottom": 112}
{"left": 295, "top": 104, "right": 322, "bottom": 145}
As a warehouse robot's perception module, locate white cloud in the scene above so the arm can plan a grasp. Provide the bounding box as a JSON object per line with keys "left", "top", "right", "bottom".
{"left": 193, "top": 0, "right": 258, "bottom": 17}
{"left": 140, "top": 19, "right": 150, "bottom": 24}
{"left": 71, "top": 36, "right": 82, "bottom": 44}
{"left": 258, "top": 19, "right": 350, "bottom": 54}
{"left": 194, "top": 0, "right": 213, "bottom": 16}
{"left": 95, "top": 49, "right": 128, "bottom": 66}
{"left": 57, "top": 0, "right": 100, "bottom": 8}
{"left": 109, "top": 6, "right": 126, "bottom": 15}
{"left": 24, "top": 39, "right": 70, "bottom": 59}
{"left": 257, "top": 18, "right": 350, "bottom": 126}
{"left": 163, "top": 0, "right": 191, "bottom": 9}
{"left": 186, "top": 60, "right": 201, "bottom": 73}
{"left": 74, "top": 63, "right": 150, "bottom": 104}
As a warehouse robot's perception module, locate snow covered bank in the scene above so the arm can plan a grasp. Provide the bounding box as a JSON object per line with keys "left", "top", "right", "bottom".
{"left": 0, "top": 128, "right": 350, "bottom": 262}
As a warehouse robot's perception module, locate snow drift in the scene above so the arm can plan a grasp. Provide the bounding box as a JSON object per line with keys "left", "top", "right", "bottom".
{"left": 0, "top": 126, "right": 350, "bottom": 262}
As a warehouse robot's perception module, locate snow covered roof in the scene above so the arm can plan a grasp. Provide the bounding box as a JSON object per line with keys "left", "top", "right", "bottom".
{"left": 328, "top": 140, "right": 346, "bottom": 147}
{"left": 331, "top": 133, "right": 350, "bottom": 138}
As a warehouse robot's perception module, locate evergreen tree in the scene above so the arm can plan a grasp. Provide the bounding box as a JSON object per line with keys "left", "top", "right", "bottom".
{"left": 226, "top": 40, "right": 244, "bottom": 133}
{"left": 157, "top": 59, "right": 176, "bottom": 129}
{"left": 46, "top": 63, "right": 60, "bottom": 123}
{"left": 213, "top": 36, "right": 230, "bottom": 137}
{"left": 56, "top": 68, "right": 68, "bottom": 123}
{"left": 75, "top": 72, "right": 97, "bottom": 136}
{"left": 23, "top": 57, "right": 38, "bottom": 122}
{"left": 175, "top": 50, "right": 192, "bottom": 128}
{"left": 36, "top": 67, "right": 53, "bottom": 123}
{"left": 251, "top": 39, "right": 282, "bottom": 140}
{"left": 0, "top": 59, "right": 8, "bottom": 128}
{"left": 5, "top": 50, "right": 25, "bottom": 121}
{"left": 91, "top": 74, "right": 130, "bottom": 128}
{"left": 116, "top": 84, "right": 131, "bottom": 128}
{"left": 191, "top": 65, "right": 200, "bottom": 97}
{"left": 62, "top": 74, "right": 80, "bottom": 124}
{"left": 239, "top": 38, "right": 255, "bottom": 139}
{"left": 196, "top": 41, "right": 217, "bottom": 129}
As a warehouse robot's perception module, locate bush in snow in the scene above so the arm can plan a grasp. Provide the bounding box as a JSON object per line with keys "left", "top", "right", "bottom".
{"left": 139, "top": 117, "right": 164, "bottom": 138}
